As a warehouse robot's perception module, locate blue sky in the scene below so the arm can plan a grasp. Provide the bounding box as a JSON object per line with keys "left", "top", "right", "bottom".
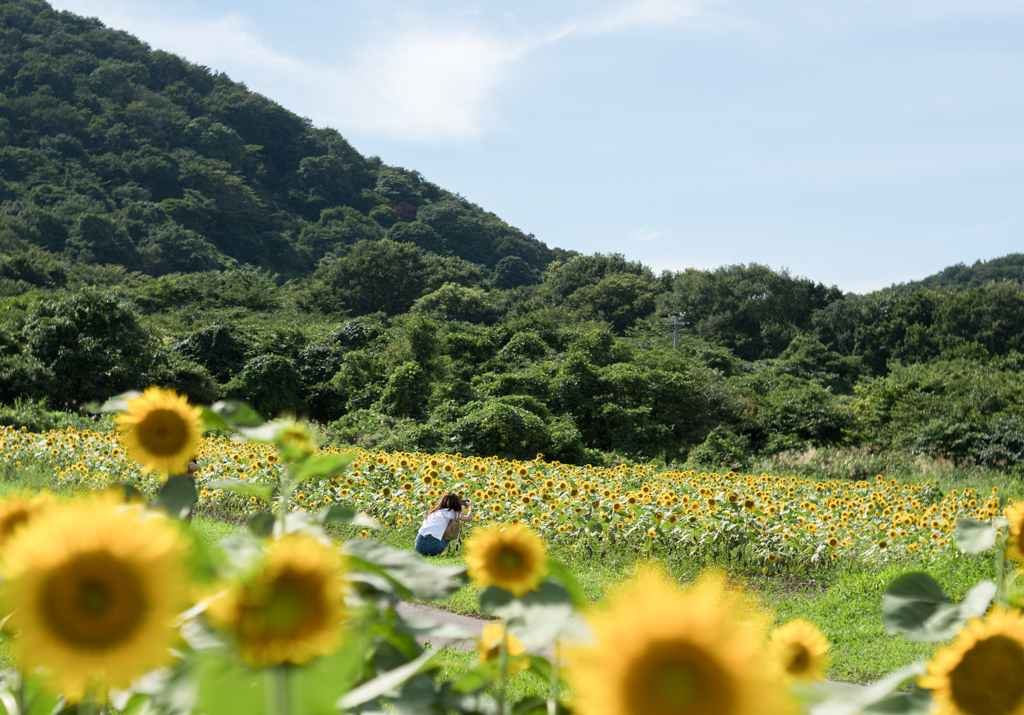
{"left": 50, "top": 0, "right": 1024, "bottom": 293}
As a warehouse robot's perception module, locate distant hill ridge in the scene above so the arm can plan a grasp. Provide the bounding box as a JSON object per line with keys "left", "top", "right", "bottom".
{"left": 0, "top": 0, "right": 565, "bottom": 284}
{"left": 886, "top": 254, "right": 1024, "bottom": 295}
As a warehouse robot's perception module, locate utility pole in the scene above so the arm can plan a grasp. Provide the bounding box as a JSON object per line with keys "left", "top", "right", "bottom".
{"left": 666, "top": 313, "right": 687, "bottom": 349}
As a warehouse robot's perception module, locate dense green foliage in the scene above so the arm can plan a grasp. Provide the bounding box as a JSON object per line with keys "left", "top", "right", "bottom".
{"left": 1, "top": 0, "right": 1023, "bottom": 474}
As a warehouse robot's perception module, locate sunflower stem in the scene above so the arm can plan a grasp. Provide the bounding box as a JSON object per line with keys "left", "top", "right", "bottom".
{"left": 547, "top": 640, "right": 559, "bottom": 715}
{"left": 497, "top": 629, "right": 509, "bottom": 715}
{"left": 267, "top": 664, "right": 290, "bottom": 715}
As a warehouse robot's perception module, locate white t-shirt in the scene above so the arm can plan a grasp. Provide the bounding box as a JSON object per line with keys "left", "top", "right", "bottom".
{"left": 418, "top": 509, "right": 459, "bottom": 539}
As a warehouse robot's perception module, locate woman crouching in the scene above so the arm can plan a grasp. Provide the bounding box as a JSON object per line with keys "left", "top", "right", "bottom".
{"left": 415, "top": 492, "right": 473, "bottom": 557}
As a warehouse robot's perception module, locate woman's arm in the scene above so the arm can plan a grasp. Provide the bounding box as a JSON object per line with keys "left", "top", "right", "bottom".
{"left": 459, "top": 501, "right": 474, "bottom": 521}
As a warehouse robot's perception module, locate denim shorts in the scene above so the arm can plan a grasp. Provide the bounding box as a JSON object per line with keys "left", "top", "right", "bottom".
{"left": 414, "top": 533, "right": 449, "bottom": 557}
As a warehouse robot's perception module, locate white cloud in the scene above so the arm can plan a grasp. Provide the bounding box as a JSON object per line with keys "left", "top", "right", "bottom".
{"left": 49, "top": 0, "right": 714, "bottom": 143}
{"left": 630, "top": 227, "right": 664, "bottom": 243}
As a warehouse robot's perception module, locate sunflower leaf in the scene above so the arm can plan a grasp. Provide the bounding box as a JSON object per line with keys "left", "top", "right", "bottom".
{"left": 337, "top": 650, "right": 436, "bottom": 709}
{"left": 959, "top": 580, "right": 997, "bottom": 620}
{"left": 83, "top": 391, "right": 142, "bottom": 414}
{"left": 291, "top": 453, "right": 356, "bottom": 482}
{"left": 210, "top": 479, "right": 276, "bottom": 503}
{"left": 343, "top": 540, "right": 466, "bottom": 601}
{"left": 483, "top": 582, "right": 575, "bottom": 651}
{"left": 881, "top": 572, "right": 960, "bottom": 642}
{"left": 954, "top": 518, "right": 997, "bottom": 554}
{"left": 198, "top": 407, "right": 231, "bottom": 433}
{"left": 210, "top": 400, "right": 265, "bottom": 428}
{"left": 319, "top": 505, "right": 377, "bottom": 527}
{"left": 544, "top": 560, "right": 589, "bottom": 607}
{"left": 154, "top": 474, "right": 198, "bottom": 519}
{"left": 247, "top": 512, "right": 275, "bottom": 538}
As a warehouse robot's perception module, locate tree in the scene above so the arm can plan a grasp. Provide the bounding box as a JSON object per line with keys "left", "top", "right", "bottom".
{"left": 313, "top": 239, "right": 426, "bottom": 316}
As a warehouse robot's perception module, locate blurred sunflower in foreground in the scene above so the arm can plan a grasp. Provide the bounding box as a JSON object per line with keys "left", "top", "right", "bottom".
{"left": 0, "top": 496, "right": 193, "bottom": 701}
{"left": 0, "top": 490, "right": 53, "bottom": 547}
{"left": 1004, "top": 502, "right": 1024, "bottom": 570}
{"left": 769, "top": 618, "right": 830, "bottom": 682}
{"left": 566, "top": 568, "right": 795, "bottom": 715}
{"left": 465, "top": 523, "right": 547, "bottom": 596}
{"left": 919, "top": 607, "right": 1024, "bottom": 715}
{"left": 206, "top": 535, "right": 348, "bottom": 668}
{"left": 116, "top": 386, "right": 202, "bottom": 476}
{"left": 478, "top": 623, "right": 528, "bottom": 675}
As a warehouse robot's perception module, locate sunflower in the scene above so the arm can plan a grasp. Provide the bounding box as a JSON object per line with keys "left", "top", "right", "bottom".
{"left": 566, "top": 568, "right": 792, "bottom": 715}
{"left": 0, "top": 497, "right": 192, "bottom": 701}
{"left": 1004, "top": 502, "right": 1024, "bottom": 567}
{"left": 769, "top": 618, "right": 830, "bottom": 682}
{"left": 116, "top": 387, "right": 202, "bottom": 476}
{"left": 0, "top": 491, "right": 53, "bottom": 547}
{"left": 478, "top": 623, "right": 528, "bottom": 674}
{"left": 919, "top": 607, "right": 1024, "bottom": 715}
{"left": 465, "top": 523, "right": 547, "bottom": 596}
{"left": 206, "top": 535, "right": 348, "bottom": 667}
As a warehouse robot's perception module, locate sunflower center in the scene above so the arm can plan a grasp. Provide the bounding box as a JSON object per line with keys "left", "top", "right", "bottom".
{"left": 624, "top": 641, "right": 735, "bottom": 715}
{"left": 249, "top": 569, "right": 327, "bottom": 641}
{"left": 784, "top": 643, "right": 812, "bottom": 676}
{"left": 0, "top": 510, "right": 30, "bottom": 540}
{"left": 40, "top": 550, "right": 147, "bottom": 650}
{"left": 136, "top": 409, "right": 189, "bottom": 456}
{"left": 949, "top": 634, "right": 1024, "bottom": 715}
{"left": 496, "top": 546, "right": 525, "bottom": 574}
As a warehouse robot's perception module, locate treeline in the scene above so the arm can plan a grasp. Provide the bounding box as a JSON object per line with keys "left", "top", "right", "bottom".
{"left": 1, "top": 259, "right": 1023, "bottom": 471}
{"left": 1, "top": 0, "right": 1023, "bottom": 472}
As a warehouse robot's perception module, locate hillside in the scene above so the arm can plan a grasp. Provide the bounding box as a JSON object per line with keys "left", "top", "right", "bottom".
{"left": 886, "top": 253, "right": 1024, "bottom": 294}
{"left": 0, "top": 0, "right": 560, "bottom": 284}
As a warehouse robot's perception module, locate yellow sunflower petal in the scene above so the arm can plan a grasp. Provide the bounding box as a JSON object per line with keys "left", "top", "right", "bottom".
{"left": 0, "top": 497, "right": 193, "bottom": 701}
{"left": 1004, "top": 503, "right": 1024, "bottom": 566}
{"left": 116, "top": 386, "right": 203, "bottom": 477}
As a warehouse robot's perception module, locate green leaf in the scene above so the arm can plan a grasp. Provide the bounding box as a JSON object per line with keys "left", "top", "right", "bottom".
{"left": 105, "top": 481, "right": 147, "bottom": 504}
{"left": 544, "top": 560, "right": 589, "bottom": 607}
{"left": 291, "top": 452, "right": 356, "bottom": 482}
{"left": 451, "top": 661, "right": 499, "bottom": 693}
{"left": 318, "top": 505, "right": 377, "bottom": 527}
{"left": 882, "top": 573, "right": 960, "bottom": 642}
{"left": 210, "top": 478, "right": 276, "bottom": 503}
{"left": 808, "top": 661, "right": 927, "bottom": 715}
{"left": 337, "top": 650, "right": 436, "bottom": 709}
{"left": 247, "top": 512, "right": 275, "bottom": 538}
{"left": 862, "top": 686, "right": 933, "bottom": 715}
{"left": 344, "top": 540, "right": 466, "bottom": 601}
{"left": 955, "top": 518, "right": 997, "bottom": 554}
{"left": 481, "top": 581, "right": 575, "bottom": 651}
{"left": 210, "top": 400, "right": 265, "bottom": 428}
{"left": 199, "top": 407, "right": 231, "bottom": 432}
{"left": 83, "top": 390, "right": 142, "bottom": 414}
{"left": 154, "top": 474, "right": 197, "bottom": 519}
{"left": 960, "top": 580, "right": 997, "bottom": 619}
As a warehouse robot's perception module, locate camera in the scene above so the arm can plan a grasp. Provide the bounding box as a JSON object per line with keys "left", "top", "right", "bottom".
{"left": 461, "top": 499, "right": 470, "bottom": 507}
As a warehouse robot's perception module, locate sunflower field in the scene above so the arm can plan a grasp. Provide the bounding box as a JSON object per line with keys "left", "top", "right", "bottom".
{"left": 0, "top": 388, "right": 1022, "bottom": 715}
{"left": 2, "top": 422, "right": 1009, "bottom": 571}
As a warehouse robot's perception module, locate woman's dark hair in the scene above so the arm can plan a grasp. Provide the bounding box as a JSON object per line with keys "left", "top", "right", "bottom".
{"left": 427, "top": 492, "right": 463, "bottom": 517}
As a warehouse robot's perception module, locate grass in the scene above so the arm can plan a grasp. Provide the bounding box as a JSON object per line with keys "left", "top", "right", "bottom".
{"left": 0, "top": 452, "right": 1016, "bottom": 685}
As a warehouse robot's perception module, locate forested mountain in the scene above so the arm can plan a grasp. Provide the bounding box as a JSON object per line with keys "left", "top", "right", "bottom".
{"left": 887, "top": 254, "right": 1024, "bottom": 294}
{"left": 0, "top": 0, "right": 561, "bottom": 284}
{"left": 1, "top": 0, "right": 1023, "bottom": 473}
